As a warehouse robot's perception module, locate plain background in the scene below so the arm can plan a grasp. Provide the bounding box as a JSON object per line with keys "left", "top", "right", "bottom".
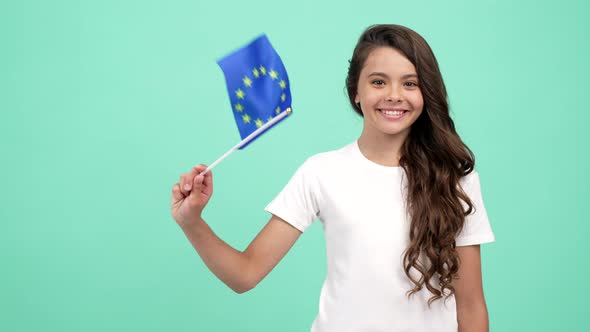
{"left": 2, "top": 0, "right": 589, "bottom": 331}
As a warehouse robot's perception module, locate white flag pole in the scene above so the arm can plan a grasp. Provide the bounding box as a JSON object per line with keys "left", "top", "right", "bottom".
{"left": 199, "top": 108, "right": 291, "bottom": 176}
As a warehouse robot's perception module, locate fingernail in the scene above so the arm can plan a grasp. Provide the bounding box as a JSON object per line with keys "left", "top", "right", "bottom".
{"left": 184, "top": 184, "right": 191, "bottom": 191}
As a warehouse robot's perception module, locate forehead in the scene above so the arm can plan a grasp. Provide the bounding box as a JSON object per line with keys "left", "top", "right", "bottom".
{"left": 361, "top": 47, "right": 416, "bottom": 76}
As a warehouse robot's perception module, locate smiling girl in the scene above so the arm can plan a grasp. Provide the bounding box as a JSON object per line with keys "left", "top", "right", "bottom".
{"left": 171, "top": 24, "right": 495, "bottom": 332}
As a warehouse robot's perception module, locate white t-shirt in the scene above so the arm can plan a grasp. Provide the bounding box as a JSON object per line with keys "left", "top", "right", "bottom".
{"left": 264, "top": 140, "right": 495, "bottom": 332}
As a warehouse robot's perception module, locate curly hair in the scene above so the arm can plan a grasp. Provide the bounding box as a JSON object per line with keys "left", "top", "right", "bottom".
{"left": 345, "top": 24, "right": 476, "bottom": 307}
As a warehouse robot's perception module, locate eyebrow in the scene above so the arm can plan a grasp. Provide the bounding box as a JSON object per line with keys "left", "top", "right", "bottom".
{"left": 368, "top": 72, "right": 418, "bottom": 79}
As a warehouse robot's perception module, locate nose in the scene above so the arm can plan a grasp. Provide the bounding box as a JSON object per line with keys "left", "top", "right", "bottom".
{"left": 386, "top": 85, "right": 403, "bottom": 102}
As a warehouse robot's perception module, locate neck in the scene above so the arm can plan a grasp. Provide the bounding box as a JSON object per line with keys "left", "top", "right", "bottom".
{"left": 357, "top": 130, "right": 409, "bottom": 167}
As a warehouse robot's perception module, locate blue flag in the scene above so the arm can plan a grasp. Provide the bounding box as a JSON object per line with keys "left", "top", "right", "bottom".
{"left": 217, "top": 34, "right": 292, "bottom": 149}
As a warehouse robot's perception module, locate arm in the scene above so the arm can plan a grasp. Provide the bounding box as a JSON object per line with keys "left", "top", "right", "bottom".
{"left": 179, "top": 214, "right": 301, "bottom": 294}
{"left": 452, "top": 245, "right": 490, "bottom": 332}
{"left": 171, "top": 164, "right": 302, "bottom": 294}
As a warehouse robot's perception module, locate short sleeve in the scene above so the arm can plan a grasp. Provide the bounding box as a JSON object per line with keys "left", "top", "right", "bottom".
{"left": 455, "top": 171, "right": 496, "bottom": 246}
{"left": 264, "top": 157, "right": 321, "bottom": 233}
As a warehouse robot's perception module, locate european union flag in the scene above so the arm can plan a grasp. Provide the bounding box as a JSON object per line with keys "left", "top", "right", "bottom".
{"left": 217, "top": 34, "right": 292, "bottom": 150}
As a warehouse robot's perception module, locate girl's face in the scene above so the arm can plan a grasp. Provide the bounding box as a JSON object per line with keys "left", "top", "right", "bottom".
{"left": 355, "top": 47, "right": 424, "bottom": 139}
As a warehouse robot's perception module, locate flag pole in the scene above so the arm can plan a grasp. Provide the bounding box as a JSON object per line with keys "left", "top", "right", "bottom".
{"left": 200, "top": 108, "right": 291, "bottom": 176}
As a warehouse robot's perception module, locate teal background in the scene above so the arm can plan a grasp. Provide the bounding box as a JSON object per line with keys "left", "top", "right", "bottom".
{"left": 2, "top": 0, "right": 589, "bottom": 331}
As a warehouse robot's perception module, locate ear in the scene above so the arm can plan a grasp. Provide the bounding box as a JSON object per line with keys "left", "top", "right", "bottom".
{"left": 354, "top": 93, "right": 359, "bottom": 104}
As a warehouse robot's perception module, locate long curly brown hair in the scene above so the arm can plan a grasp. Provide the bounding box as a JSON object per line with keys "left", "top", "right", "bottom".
{"left": 345, "top": 24, "right": 476, "bottom": 306}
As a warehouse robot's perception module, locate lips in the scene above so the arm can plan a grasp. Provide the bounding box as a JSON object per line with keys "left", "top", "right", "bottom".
{"left": 377, "top": 108, "right": 408, "bottom": 120}
{"left": 378, "top": 108, "right": 407, "bottom": 112}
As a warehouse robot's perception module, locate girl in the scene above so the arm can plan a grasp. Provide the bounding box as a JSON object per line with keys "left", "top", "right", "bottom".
{"left": 171, "top": 24, "right": 495, "bottom": 332}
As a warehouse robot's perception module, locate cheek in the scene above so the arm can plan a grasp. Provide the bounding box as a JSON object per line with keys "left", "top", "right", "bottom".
{"left": 361, "top": 91, "right": 381, "bottom": 105}
{"left": 411, "top": 93, "right": 424, "bottom": 110}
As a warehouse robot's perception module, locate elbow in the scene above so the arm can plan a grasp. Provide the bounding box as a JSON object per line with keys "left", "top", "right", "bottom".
{"left": 233, "top": 285, "right": 252, "bottom": 294}
{"left": 231, "top": 286, "right": 246, "bottom": 294}
{"left": 231, "top": 253, "right": 261, "bottom": 294}
{"left": 231, "top": 272, "right": 259, "bottom": 294}
{"left": 231, "top": 279, "right": 256, "bottom": 294}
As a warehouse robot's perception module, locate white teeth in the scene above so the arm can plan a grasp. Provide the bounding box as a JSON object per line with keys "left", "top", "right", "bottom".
{"left": 380, "top": 109, "right": 405, "bottom": 116}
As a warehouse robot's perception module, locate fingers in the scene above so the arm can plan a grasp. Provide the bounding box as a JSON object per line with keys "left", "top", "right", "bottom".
{"left": 187, "top": 172, "right": 208, "bottom": 208}
{"left": 193, "top": 164, "right": 209, "bottom": 176}
{"left": 193, "top": 165, "right": 213, "bottom": 196}
{"left": 179, "top": 165, "right": 201, "bottom": 195}
{"left": 171, "top": 183, "right": 184, "bottom": 206}
{"left": 188, "top": 165, "right": 212, "bottom": 198}
{"left": 179, "top": 164, "right": 212, "bottom": 196}
{"left": 194, "top": 165, "right": 212, "bottom": 185}
{"left": 201, "top": 167, "right": 213, "bottom": 190}
{"left": 171, "top": 164, "right": 213, "bottom": 219}
{"left": 192, "top": 172, "right": 205, "bottom": 191}
{"left": 179, "top": 174, "right": 190, "bottom": 196}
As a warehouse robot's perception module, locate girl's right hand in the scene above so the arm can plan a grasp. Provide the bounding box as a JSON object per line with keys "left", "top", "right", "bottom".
{"left": 171, "top": 164, "right": 213, "bottom": 228}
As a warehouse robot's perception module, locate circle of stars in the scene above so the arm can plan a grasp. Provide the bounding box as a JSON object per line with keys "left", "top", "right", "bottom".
{"left": 233, "top": 65, "right": 288, "bottom": 128}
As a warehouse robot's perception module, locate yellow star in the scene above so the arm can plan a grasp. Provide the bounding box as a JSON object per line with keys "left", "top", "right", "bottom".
{"left": 235, "top": 88, "right": 245, "bottom": 99}
{"left": 242, "top": 114, "right": 251, "bottom": 124}
{"left": 243, "top": 76, "right": 252, "bottom": 87}
{"left": 252, "top": 68, "right": 260, "bottom": 78}
{"left": 281, "top": 93, "right": 286, "bottom": 102}
{"left": 255, "top": 118, "right": 263, "bottom": 128}
{"left": 279, "top": 80, "right": 286, "bottom": 89}
{"left": 234, "top": 103, "right": 243, "bottom": 112}
{"left": 267, "top": 116, "right": 273, "bottom": 121}
{"left": 269, "top": 70, "right": 278, "bottom": 80}
{"left": 275, "top": 106, "right": 281, "bottom": 115}
{"left": 259, "top": 65, "right": 267, "bottom": 75}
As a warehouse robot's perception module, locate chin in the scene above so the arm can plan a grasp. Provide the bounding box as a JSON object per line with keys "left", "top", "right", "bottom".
{"left": 377, "top": 124, "right": 412, "bottom": 136}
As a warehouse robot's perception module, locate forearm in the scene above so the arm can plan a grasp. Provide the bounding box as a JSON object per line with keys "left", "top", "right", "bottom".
{"left": 179, "top": 217, "right": 251, "bottom": 293}
{"left": 457, "top": 304, "right": 489, "bottom": 332}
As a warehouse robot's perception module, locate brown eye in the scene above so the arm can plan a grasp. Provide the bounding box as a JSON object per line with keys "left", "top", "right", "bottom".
{"left": 405, "top": 82, "right": 418, "bottom": 87}
{"left": 372, "top": 80, "right": 385, "bottom": 86}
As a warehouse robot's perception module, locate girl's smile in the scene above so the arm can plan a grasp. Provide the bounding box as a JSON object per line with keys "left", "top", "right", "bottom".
{"left": 377, "top": 108, "right": 409, "bottom": 120}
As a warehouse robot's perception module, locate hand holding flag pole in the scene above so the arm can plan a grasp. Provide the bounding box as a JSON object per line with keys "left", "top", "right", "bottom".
{"left": 199, "top": 34, "right": 293, "bottom": 176}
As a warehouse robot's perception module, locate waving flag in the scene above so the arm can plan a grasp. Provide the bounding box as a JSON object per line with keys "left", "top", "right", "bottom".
{"left": 217, "top": 34, "right": 292, "bottom": 150}
{"left": 198, "top": 34, "right": 293, "bottom": 176}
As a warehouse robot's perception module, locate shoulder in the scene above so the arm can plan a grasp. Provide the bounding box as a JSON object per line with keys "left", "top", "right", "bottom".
{"left": 458, "top": 170, "right": 487, "bottom": 206}
{"left": 459, "top": 170, "right": 482, "bottom": 189}
{"left": 300, "top": 141, "right": 356, "bottom": 171}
